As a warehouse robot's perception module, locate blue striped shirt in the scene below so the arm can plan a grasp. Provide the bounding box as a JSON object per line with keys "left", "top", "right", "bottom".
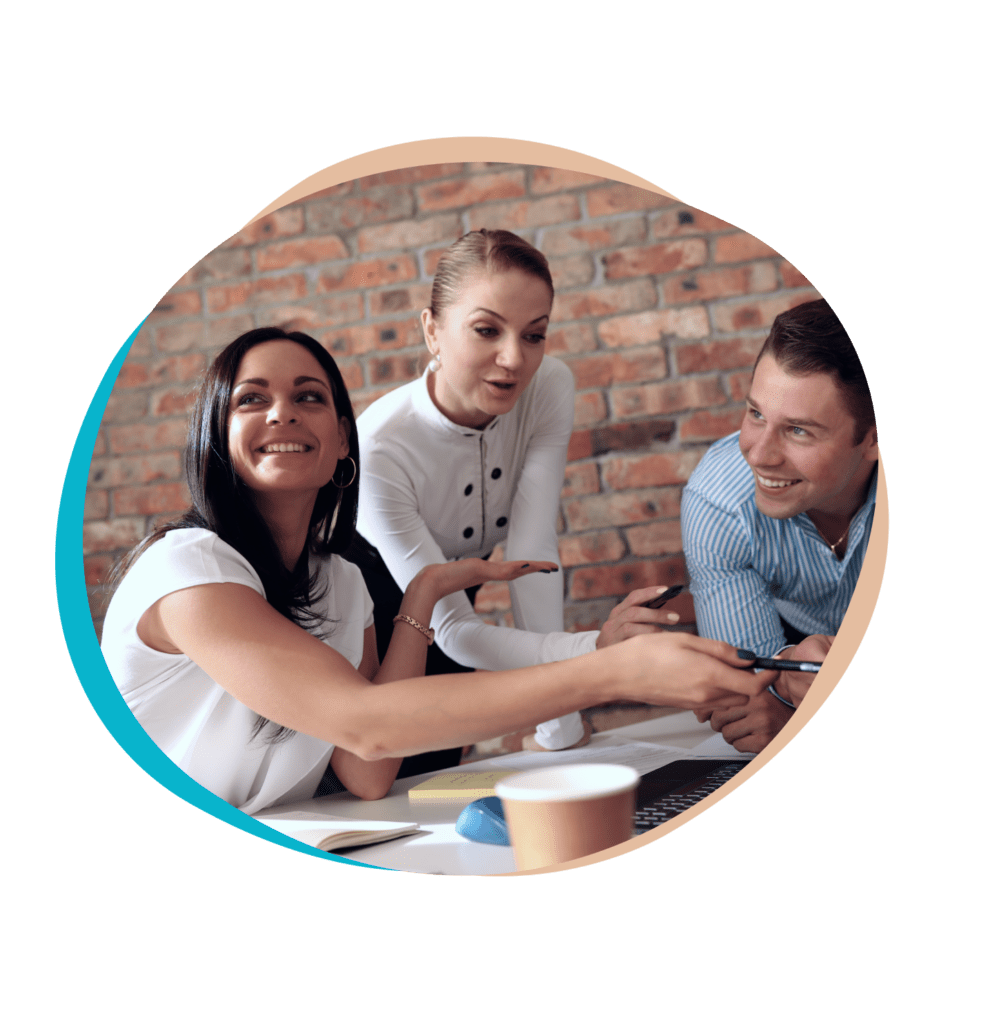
{"left": 680, "top": 432, "right": 877, "bottom": 655}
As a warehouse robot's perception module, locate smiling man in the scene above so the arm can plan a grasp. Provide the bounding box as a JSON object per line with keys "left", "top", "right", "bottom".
{"left": 680, "top": 299, "right": 878, "bottom": 751}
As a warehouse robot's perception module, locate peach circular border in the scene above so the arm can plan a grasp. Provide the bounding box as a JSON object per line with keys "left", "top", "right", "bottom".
{"left": 219, "top": 137, "right": 888, "bottom": 874}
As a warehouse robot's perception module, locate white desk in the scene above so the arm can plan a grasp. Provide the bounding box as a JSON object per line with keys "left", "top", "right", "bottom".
{"left": 259, "top": 711, "right": 743, "bottom": 875}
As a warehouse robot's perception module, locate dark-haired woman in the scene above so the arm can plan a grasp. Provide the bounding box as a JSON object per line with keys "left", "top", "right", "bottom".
{"left": 101, "top": 327, "right": 770, "bottom": 814}
{"left": 355, "top": 230, "right": 683, "bottom": 755}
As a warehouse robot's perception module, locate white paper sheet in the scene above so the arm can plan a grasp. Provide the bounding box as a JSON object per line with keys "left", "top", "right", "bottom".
{"left": 479, "top": 735, "right": 692, "bottom": 775}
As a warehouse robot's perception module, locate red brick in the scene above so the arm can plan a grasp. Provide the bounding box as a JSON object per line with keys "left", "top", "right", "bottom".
{"left": 674, "top": 336, "right": 765, "bottom": 374}
{"left": 307, "top": 188, "right": 414, "bottom": 232}
{"left": 603, "top": 451, "right": 703, "bottom": 490}
{"left": 562, "top": 601, "right": 610, "bottom": 634}
{"left": 464, "top": 162, "right": 513, "bottom": 172}
{"left": 530, "top": 167, "right": 608, "bottom": 194}
{"left": 565, "top": 348, "right": 666, "bottom": 388}
{"left": 206, "top": 315, "right": 255, "bottom": 348}
{"left": 113, "top": 483, "right": 190, "bottom": 516}
{"left": 317, "top": 256, "right": 417, "bottom": 293}
{"left": 625, "top": 521, "right": 683, "bottom": 557}
{"left": 258, "top": 296, "right": 364, "bottom": 333}
{"left": 152, "top": 386, "right": 198, "bottom": 417}
{"left": 611, "top": 378, "right": 726, "bottom": 419}
{"left": 221, "top": 207, "right": 304, "bottom": 248}
{"left": 148, "top": 289, "right": 202, "bottom": 321}
{"left": 126, "top": 327, "right": 153, "bottom": 358}
{"left": 207, "top": 274, "right": 307, "bottom": 314}
{"left": 545, "top": 323, "right": 596, "bottom": 354}
{"left": 574, "top": 392, "right": 607, "bottom": 427}
{"left": 588, "top": 418, "right": 676, "bottom": 455}
{"left": 586, "top": 184, "right": 673, "bottom": 217}
{"left": 338, "top": 361, "right": 364, "bottom": 391}
{"left": 540, "top": 218, "right": 646, "bottom": 256}
{"left": 148, "top": 353, "right": 206, "bottom": 385}
{"left": 650, "top": 207, "right": 735, "bottom": 238}
{"left": 564, "top": 489, "right": 682, "bottom": 531}
{"left": 369, "top": 284, "right": 431, "bottom": 316}
{"left": 569, "top": 558, "right": 686, "bottom": 600}
{"left": 256, "top": 235, "right": 350, "bottom": 270}
{"left": 567, "top": 430, "right": 593, "bottom": 461}
{"left": 154, "top": 321, "right": 205, "bottom": 353}
{"left": 712, "top": 291, "right": 820, "bottom": 333}
{"left": 320, "top": 318, "right": 422, "bottom": 356}
{"left": 662, "top": 262, "right": 778, "bottom": 305}
{"left": 357, "top": 164, "right": 464, "bottom": 189}
{"left": 473, "top": 580, "right": 512, "bottom": 613}
{"left": 357, "top": 214, "right": 462, "bottom": 254}
{"left": 84, "top": 489, "right": 109, "bottom": 520}
{"left": 549, "top": 254, "right": 594, "bottom": 290}
{"left": 416, "top": 171, "right": 526, "bottom": 212}
{"left": 89, "top": 452, "right": 181, "bottom": 489}
{"left": 424, "top": 248, "right": 446, "bottom": 277}
{"left": 603, "top": 239, "right": 707, "bottom": 280}
{"left": 100, "top": 390, "right": 149, "bottom": 423}
{"left": 559, "top": 530, "right": 626, "bottom": 567}
{"left": 680, "top": 409, "right": 745, "bottom": 442}
{"left": 727, "top": 370, "right": 754, "bottom": 401}
{"left": 82, "top": 518, "right": 147, "bottom": 556}
{"left": 468, "top": 194, "right": 580, "bottom": 231}
{"left": 597, "top": 307, "right": 709, "bottom": 347}
{"left": 562, "top": 462, "right": 600, "bottom": 497}
{"left": 84, "top": 555, "right": 115, "bottom": 587}
{"left": 367, "top": 354, "right": 424, "bottom": 385}
{"left": 551, "top": 280, "right": 656, "bottom": 322}
{"left": 714, "top": 233, "right": 779, "bottom": 263}
{"left": 780, "top": 260, "right": 812, "bottom": 288}
{"left": 115, "top": 362, "right": 148, "bottom": 388}
{"left": 301, "top": 182, "right": 354, "bottom": 201}
{"left": 92, "top": 431, "right": 106, "bottom": 458}
{"left": 175, "top": 248, "right": 252, "bottom": 286}
{"left": 108, "top": 419, "right": 189, "bottom": 454}
{"left": 349, "top": 386, "right": 399, "bottom": 415}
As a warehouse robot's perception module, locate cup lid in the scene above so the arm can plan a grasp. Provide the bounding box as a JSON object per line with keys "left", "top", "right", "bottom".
{"left": 494, "top": 763, "right": 639, "bottom": 802}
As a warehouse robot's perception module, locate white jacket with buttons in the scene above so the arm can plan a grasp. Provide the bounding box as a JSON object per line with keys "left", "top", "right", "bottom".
{"left": 357, "top": 355, "right": 596, "bottom": 749}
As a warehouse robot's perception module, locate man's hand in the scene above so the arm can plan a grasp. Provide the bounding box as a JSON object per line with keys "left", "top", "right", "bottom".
{"left": 774, "top": 634, "right": 834, "bottom": 707}
{"left": 595, "top": 586, "right": 683, "bottom": 649}
{"left": 695, "top": 690, "right": 795, "bottom": 753}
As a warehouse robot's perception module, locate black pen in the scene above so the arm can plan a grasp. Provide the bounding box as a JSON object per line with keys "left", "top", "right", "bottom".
{"left": 640, "top": 584, "right": 686, "bottom": 609}
{"left": 736, "top": 650, "right": 823, "bottom": 673}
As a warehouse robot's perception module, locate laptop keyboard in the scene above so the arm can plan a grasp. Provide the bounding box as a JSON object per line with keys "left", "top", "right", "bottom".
{"left": 633, "top": 761, "right": 749, "bottom": 833}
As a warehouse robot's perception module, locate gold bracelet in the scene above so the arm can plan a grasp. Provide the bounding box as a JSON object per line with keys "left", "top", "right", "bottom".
{"left": 392, "top": 614, "right": 435, "bottom": 646}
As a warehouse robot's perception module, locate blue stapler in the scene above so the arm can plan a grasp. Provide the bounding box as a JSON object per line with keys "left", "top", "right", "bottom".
{"left": 455, "top": 796, "right": 510, "bottom": 845}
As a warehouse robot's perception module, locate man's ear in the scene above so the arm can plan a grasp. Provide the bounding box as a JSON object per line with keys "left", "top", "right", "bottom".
{"left": 862, "top": 424, "right": 879, "bottom": 461}
{"left": 420, "top": 308, "right": 437, "bottom": 356}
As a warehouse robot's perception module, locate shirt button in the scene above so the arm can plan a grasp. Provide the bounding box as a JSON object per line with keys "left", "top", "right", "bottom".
{"left": 496, "top": 517, "right": 507, "bottom": 528}
{"left": 463, "top": 527, "right": 474, "bottom": 539}
{"left": 491, "top": 468, "right": 502, "bottom": 479}
{"left": 464, "top": 484, "right": 473, "bottom": 496}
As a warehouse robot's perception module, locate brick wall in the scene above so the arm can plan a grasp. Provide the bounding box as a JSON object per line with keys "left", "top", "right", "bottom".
{"left": 84, "top": 161, "right": 820, "bottom": 637}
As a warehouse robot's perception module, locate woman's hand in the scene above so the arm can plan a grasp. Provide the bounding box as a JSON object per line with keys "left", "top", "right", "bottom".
{"left": 594, "top": 586, "right": 683, "bottom": 650}
{"left": 613, "top": 633, "right": 775, "bottom": 711}
{"left": 410, "top": 558, "right": 559, "bottom": 605}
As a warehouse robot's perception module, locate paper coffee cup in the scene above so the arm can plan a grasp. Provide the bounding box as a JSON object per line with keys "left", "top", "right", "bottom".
{"left": 495, "top": 764, "right": 639, "bottom": 871}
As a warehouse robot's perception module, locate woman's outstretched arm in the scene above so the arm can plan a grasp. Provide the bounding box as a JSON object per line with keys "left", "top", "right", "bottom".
{"left": 138, "top": 578, "right": 773, "bottom": 761}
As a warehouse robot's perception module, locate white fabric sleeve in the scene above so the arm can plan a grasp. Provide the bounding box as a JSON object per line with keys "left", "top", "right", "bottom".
{"left": 680, "top": 487, "right": 787, "bottom": 656}
{"left": 361, "top": 444, "right": 596, "bottom": 674}
{"left": 504, "top": 361, "right": 592, "bottom": 748}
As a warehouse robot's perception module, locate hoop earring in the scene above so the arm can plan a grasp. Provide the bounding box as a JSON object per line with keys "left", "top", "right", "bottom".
{"left": 428, "top": 355, "right": 441, "bottom": 373}
{"left": 331, "top": 456, "right": 357, "bottom": 489}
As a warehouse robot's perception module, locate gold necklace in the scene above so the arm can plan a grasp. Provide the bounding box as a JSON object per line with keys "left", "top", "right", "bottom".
{"left": 817, "top": 522, "right": 850, "bottom": 556}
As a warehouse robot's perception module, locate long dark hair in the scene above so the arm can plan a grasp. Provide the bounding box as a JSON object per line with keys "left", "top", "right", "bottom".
{"left": 112, "top": 326, "right": 361, "bottom": 741}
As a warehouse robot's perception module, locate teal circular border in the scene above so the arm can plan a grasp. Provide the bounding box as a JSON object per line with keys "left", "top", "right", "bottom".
{"left": 55, "top": 322, "right": 390, "bottom": 870}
